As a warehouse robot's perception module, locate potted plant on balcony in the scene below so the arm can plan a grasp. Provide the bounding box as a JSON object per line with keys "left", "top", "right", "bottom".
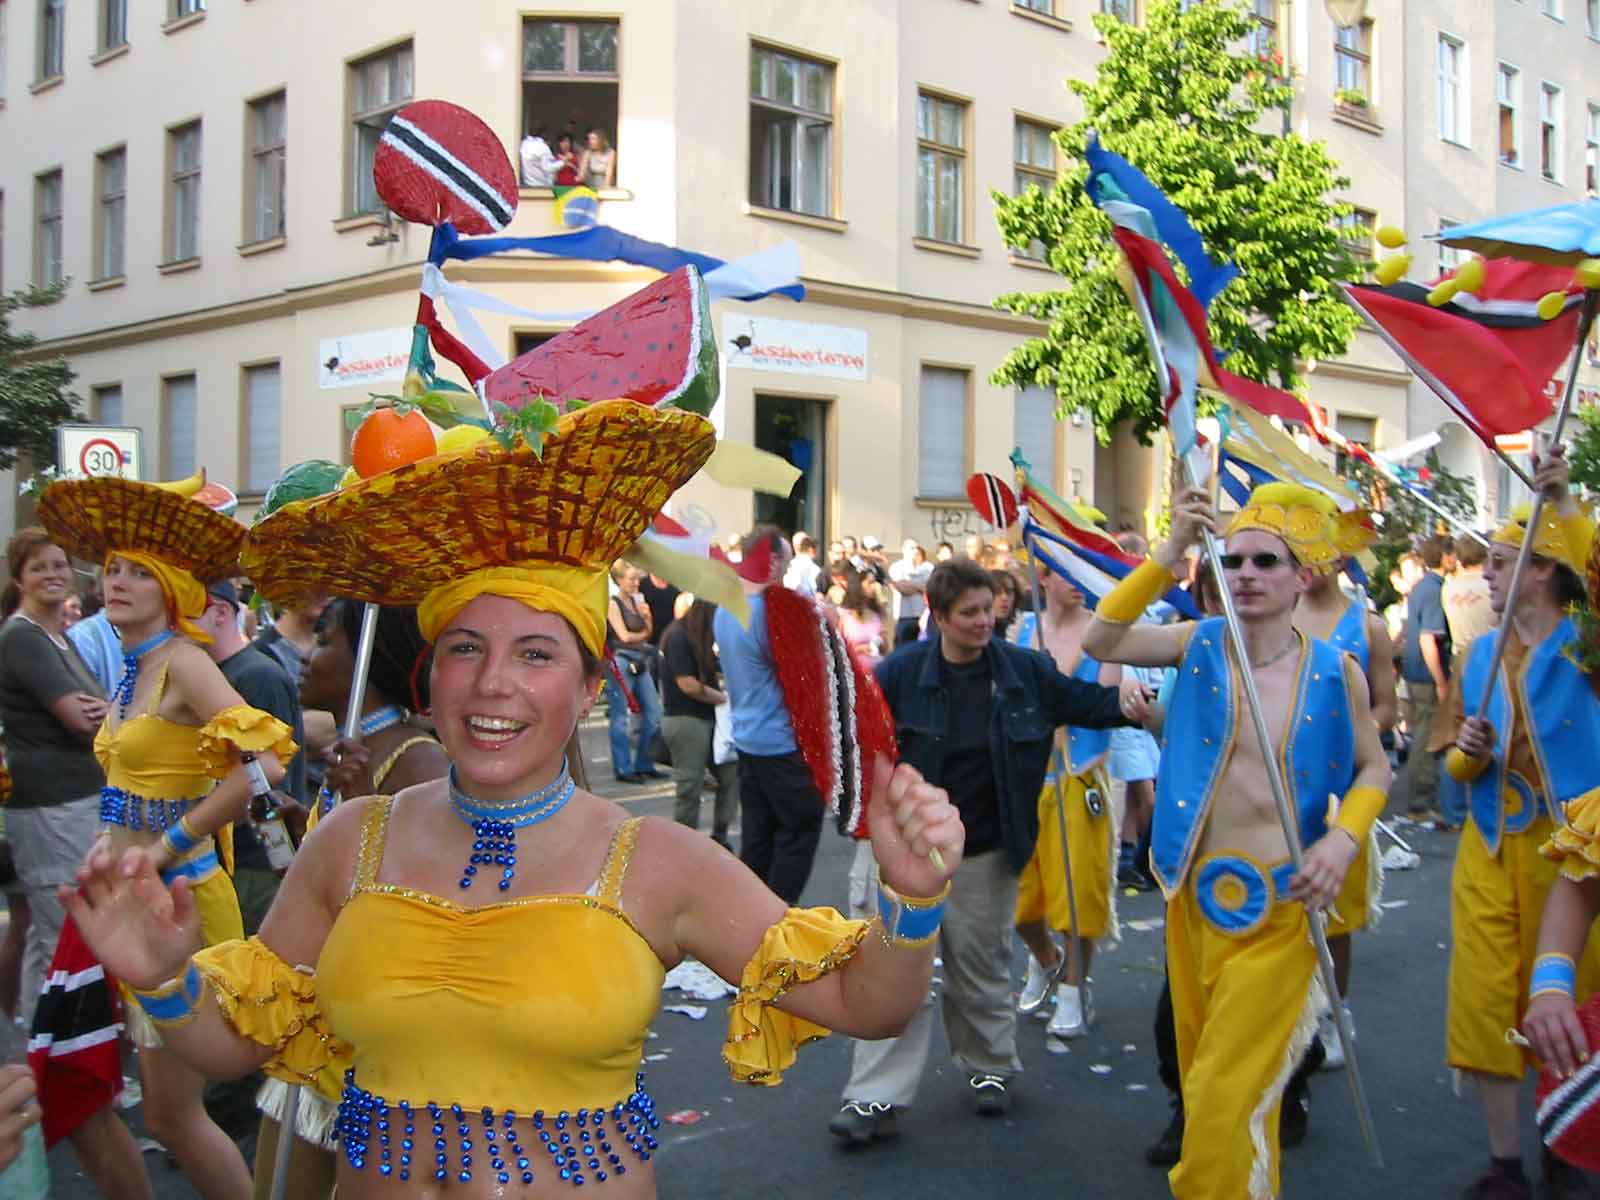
{"left": 1334, "top": 87, "right": 1370, "bottom": 110}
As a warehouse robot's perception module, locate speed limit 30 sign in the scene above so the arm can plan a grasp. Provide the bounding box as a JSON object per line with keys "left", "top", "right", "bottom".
{"left": 56, "top": 426, "right": 142, "bottom": 480}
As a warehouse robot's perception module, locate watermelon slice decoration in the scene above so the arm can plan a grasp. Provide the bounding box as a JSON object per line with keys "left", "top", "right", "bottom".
{"left": 481, "top": 266, "right": 719, "bottom": 417}
{"left": 193, "top": 479, "right": 238, "bottom": 518}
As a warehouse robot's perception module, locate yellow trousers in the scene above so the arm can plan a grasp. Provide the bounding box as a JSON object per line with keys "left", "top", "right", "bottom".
{"left": 1014, "top": 773, "right": 1113, "bottom": 939}
{"left": 1167, "top": 854, "right": 1319, "bottom": 1200}
{"left": 1448, "top": 816, "right": 1600, "bottom": 1077}
{"left": 1326, "top": 828, "right": 1376, "bottom": 936}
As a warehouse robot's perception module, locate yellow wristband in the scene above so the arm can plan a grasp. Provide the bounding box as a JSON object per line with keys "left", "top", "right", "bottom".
{"left": 1445, "top": 747, "right": 1490, "bottom": 783}
{"left": 1098, "top": 558, "right": 1177, "bottom": 625}
{"left": 1332, "top": 785, "right": 1386, "bottom": 844}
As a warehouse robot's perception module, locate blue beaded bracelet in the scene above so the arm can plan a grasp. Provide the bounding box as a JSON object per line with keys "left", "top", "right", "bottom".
{"left": 875, "top": 871, "right": 950, "bottom": 949}
{"left": 160, "top": 816, "right": 201, "bottom": 860}
{"left": 131, "top": 962, "right": 205, "bottom": 1027}
{"left": 1530, "top": 952, "right": 1577, "bottom": 1002}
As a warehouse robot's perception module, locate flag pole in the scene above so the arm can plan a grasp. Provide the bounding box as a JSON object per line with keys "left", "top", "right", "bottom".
{"left": 1469, "top": 290, "right": 1600, "bottom": 737}
{"left": 1357, "top": 447, "right": 1489, "bottom": 547}
{"left": 1130, "top": 283, "right": 1386, "bottom": 1168}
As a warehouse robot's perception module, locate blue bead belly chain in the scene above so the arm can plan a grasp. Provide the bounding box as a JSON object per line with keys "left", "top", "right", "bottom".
{"left": 449, "top": 760, "right": 576, "bottom": 892}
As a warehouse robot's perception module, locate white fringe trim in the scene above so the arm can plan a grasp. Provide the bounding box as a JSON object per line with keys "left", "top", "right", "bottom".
{"left": 1365, "top": 824, "right": 1385, "bottom": 930}
{"left": 1246, "top": 967, "right": 1326, "bottom": 1200}
{"left": 256, "top": 1077, "right": 340, "bottom": 1151}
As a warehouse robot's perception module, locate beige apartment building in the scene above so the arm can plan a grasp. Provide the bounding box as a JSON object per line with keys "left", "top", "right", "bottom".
{"left": 2, "top": 0, "right": 1597, "bottom": 550}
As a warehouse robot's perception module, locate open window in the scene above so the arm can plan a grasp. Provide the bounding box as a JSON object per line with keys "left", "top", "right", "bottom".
{"left": 521, "top": 19, "right": 619, "bottom": 189}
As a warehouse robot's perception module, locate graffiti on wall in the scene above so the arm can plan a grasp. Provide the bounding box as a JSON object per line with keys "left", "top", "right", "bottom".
{"left": 926, "top": 506, "right": 993, "bottom": 547}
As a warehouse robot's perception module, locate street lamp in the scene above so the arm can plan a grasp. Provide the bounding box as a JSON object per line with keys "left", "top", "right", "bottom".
{"left": 1324, "top": 0, "right": 1368, "bottom": 28}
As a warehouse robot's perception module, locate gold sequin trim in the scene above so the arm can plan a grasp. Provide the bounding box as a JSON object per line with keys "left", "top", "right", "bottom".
{"left": 596, "top": 816, "right": 644, "bottom": 906}
{"left": 357, "top": 886, "right": 650, "bottom": 943}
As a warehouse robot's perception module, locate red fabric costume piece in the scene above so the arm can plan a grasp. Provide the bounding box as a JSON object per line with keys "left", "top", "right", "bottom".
{"left": 1537, "top": 993, "right": 1600, "bottom": 1172}
{"left": 27, "top": 916, "right": 123, "bottom": 1148}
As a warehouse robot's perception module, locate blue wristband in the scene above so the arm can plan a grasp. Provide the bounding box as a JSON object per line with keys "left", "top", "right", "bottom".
{"left": 132, "top": 962, "right": 205, "bottom": 1026}
{"left": 875, "top": 871, "right": 950, "bottom": 948}
{"left": 161, "top": 816, "right": 201, "bottom": 858}
{"left": 1530, "top": 952, "right": 1577, "bottom": 1001}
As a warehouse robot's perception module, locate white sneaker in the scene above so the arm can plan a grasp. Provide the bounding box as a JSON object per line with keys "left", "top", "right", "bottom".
{"left": 1017, "top": 953, "right": 1054, "bottom": 1014}
{"left": 1047, "top": 982, "right": 1094, "bottom": 1038}
{"left": 1319, "top": 1006, "right": 1353, "bottom": 1070}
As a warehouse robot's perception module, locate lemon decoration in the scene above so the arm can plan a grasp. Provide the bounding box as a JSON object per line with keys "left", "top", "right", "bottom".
{"left": 1537, "top": 291, "right": 1568, "bottom": 321}
{"left": 1374, "top": 253, "right": 1411, "bottom": 286}
{"left": 1426, "top": 279, "right": 1461, "bottom": 307}
{"left": 338, "top": 466, "right": 361, "bottom": 490}
{"left": 1575, "top": 259, "right": 1600, "bottom": 290}
{"left": 1376, "top": 225, "right": 1406, "bottom": 249}
{"left": 1454, "top": 259, "right": 1486, "bottom": 295}
{"left": 436, "top": 424, "right": 492, "bottom": 455}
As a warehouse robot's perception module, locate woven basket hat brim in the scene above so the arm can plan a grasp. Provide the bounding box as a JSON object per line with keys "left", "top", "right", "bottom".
{"left": 36, "top": 477, "right": 247, "bottom": 583}
{"left": 241, "top": 400, "right": 716, "bottom": 607}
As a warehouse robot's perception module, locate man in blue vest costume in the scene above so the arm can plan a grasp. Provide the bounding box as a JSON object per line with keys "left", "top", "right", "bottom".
{"left": 1084, "top": 481, "right": 1390, "bottom": 1200}
{"left": 1441, "top": 445, "right": 1600, "bottom": 1200}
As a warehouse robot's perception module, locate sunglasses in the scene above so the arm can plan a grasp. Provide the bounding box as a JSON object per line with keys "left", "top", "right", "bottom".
{"left": 1219, "top": 552, "right": 1291, "bottom": 572}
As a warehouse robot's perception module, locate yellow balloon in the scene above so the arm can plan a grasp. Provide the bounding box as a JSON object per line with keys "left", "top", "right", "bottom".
{"left": 1426, "top": 280, "right": 1460, "bottom": 307}
{"left": 1376, "top": 225, "right": 1407, "bottom": 249}
{"left": 436, "top": 424, "right": 492, "bottom": 455}
{"left": 1575, "top": 259, "right": 1600, "bottom": 290}
{"left": 1454, "top": 259, "right": 1486, "bottom": 295}
{"left": 1374, "top": 253, "right": 1412, "bottom": 286}
{"left": 1536, "top": 291, "right": 1568, "bottom": 321}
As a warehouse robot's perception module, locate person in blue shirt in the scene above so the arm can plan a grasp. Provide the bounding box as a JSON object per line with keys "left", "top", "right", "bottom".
{"left": 1400, "top": 535, "right": 1453, "bottom": 824}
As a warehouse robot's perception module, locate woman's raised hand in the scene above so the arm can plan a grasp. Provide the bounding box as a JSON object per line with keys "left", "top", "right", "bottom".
{"left": 322, "top": 736, "right": 373, "bottom": 799}
{"left": 868, "top": 756, "right": 964, "bottom": 899}
{"left": 59, "top": 842, "right": 202, "bottom": 991}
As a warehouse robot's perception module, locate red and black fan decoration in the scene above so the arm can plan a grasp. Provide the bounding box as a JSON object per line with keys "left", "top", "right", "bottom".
{"left": 1536, "top": 994, "right": 1600, "bottom": 1172}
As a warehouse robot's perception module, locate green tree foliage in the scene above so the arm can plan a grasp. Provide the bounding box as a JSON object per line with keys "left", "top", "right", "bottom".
{"left": 992, "top": 0, "right": 1363, "bottom": 443}
{"left": 0, "top": 283, "right": 82, "bottom": 471}
{"left": 1343, "top": 452, "right": 1478, "bottom": 609}
{"left": 1566, "top": 404, "right": 1600, "bottom": 498}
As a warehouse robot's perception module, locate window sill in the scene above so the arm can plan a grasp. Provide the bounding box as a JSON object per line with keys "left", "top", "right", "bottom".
{"left": 29, "top": 75, "right": 64, "bottom": 95}
{"left": 1541, "top": 173, "right": 1567, "bottom": 187}
{"left": 1010, "top": 5, "right": 1072, "bottom": 32}
{"left": 161, "top": 11, "right": 206, "bottom": 35}
{"left": 1439, "top": 135, "right": 1472, "bottom": 151}
{"left": 1008, "top": 253, "right": 1054, "bottom": 272}
{"left": 518, "top": 186, "right": 633, "bottom": 202}
{"left": 913, "top": 496, "right": 972, "bottom": 510}
{"left": 91, "top": 43, "right": 130, "bottom": 67}
{"left": 1499, "top": 157, "right": 1524, "bottom": 172}
{"left": 1332, "top": 105, "right": 1383, "bottom": 134}
{"left": 157, "top": 257, "right": 201, "bottom": 275}
{"left": 333, "top": 213, "right": 389, "bottom": 233}
{"left": 86, "top": 275, "right": 126, "bottom": 292}
{"left": 913, "top": 237, "right": 981, "bottom": 259}
{"left": 238, "top": 235, "right": 286, "bottom": 257}
{"left": 742, "top": 203, "right": 848, "bottom": 234}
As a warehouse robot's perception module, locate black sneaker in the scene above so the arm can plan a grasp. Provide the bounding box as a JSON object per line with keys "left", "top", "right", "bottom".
{"left": 1145, "top": 1101, "right": 1184, "bottom": 1166}
{"left": 1279, "top": 1078, "right": 1310, "bottom": 1149}
{"left": 1542, "top": 1147, "right": 1600, "bottom": 1199}
{"left": 969, "top": 1074, "right": 1011, "bottom": 1116}
{"left": 828, "top": 1100, "right": 898, "bottom": 1145}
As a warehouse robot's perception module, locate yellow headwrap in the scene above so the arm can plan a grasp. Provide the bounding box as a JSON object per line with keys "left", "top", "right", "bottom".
{"left": 1224, "top": 482, "right": 1342, "bottom": 575}
{"left": 106, "top": 550, "right": 212, "bottom": 645}
{"left": 416, "top": 565, "right": 610, "bottom": 658}
{"left": 1491, "top": 503, "right": 1595, "bottom": 578}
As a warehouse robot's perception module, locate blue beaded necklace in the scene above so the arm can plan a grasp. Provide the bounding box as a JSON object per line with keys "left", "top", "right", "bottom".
{"left": 316, "top": 705, "right": 409, "bottom": 816}
{"left": 112, "top": 630, "right": 175, "bottom": 719}
{"left": 449, "top": 760, "right": 575, "bottom": 892}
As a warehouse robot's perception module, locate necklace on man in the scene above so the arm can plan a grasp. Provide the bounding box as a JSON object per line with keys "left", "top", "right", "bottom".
{"left": 449, "top": 759, "right": 575, "bottom": 892}
{"left": 1248, "top": 633, "right": 1298, "bottom": 671}
{"left": 113, "top": 630, "right": 175, "bottom": 719}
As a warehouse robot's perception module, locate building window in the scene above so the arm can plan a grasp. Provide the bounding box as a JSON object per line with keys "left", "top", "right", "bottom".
{"left": 1542, "top": 0, "right": 1563, "bottom": 17}
{"left": 1101, "top": 0, "right": 1135, "bottom": 22}
{"left": 1248, "top": 0, "right": 1277, "bottom": 57}
{"left": 33, "top": 169, "right": 62, "bottom": 287}
{"left": 162, "top": 375, "right": 197, "bottom": 478}
{"left": 92, "top": 383, "right": 122, "bottom": 425}
{"left": 748, "top": 45, "right": 833, "bottom": 218}
{"left": 1437, "top": 218, "right": 1467, "bottom": 273}
{"left": 242, "top": 362, "right": 281, "bottom": 494}
{"left": 1014, "top": 386, "right": 1057, "bottom": 478}
{"left": 1335, "top": 207, "right": 1378, "bottom": 261}
{"left": 918, "top": 366, "right": 968, "bottom": 499}
{"left": 166, "top": 121, "right": 201, "bottom": 263}
{"left": 1590, "top": 0, "right": 1599, "bottom": 37}
{"left": 1334, "top": 21, "right": 1371, "bottom": 99}
{"left": 350, "top": 42, "right": 413, "bottom": 217}
{"left": 1012, "top": 118, "right": 1056, "bottom": 260}
{"left": 1334, "top": 413, "right": 1377, "bottom": 474}
{"left": 249, "top": 91, "right": 286, "bottom": 243}
{"left": 169, "top": 0, "right": 203, "bottom": 18}
{"left": 521, "top": 19, "right": 618, "bottom": 186}
{"left": 917, "top": 92, "right": 968, "bottom": 245}
{"left": 1541, "top": 83, "right": 1564, "bottom": 181}
{"left": 99, "top": 0, "right": 126, "bottom": 51}
{"left": 94, "top": 147, "right": 126, "bottom": 280}
{"left": 37, "top": 0, "right": 64, "bottom": 80}
{"left": 1587, "top": 103, "right": 1599, "bottom": 195}
{"left": 1498, "top": 64, "right": 1521, "bottom": 167}
{"left": 1437, "top": 34, "right": 1467, "bottom": 145}
{"left": 1014, "top": 0, "right": 1056, "bottom": 13}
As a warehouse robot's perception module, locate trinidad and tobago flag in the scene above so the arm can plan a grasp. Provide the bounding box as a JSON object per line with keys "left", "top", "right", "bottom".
{"left": 26, "top": 917, "right": 123, "bottom": 1148}
{"left": 1343, "top": 260, "right": 1584, "bottom": 441}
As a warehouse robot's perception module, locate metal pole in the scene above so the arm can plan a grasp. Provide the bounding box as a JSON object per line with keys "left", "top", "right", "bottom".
{"left": 1369, "top": 459, "right": 1488, "bottom": 547}
{"left": 1375, "top": 818, "right": 1413, "bottom": 854}
{"left": 1183, "top": 455, "right": 1386, "bottom": 1168}
{"left": 1471, "top": 291, "right": 1599, "bottom": 732}
{"left": 268, "top": 600, "right": 380, "bottom": 1200}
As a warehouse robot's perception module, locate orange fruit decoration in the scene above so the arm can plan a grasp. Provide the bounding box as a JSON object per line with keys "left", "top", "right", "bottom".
{"left": 351, "top": 407, "right": 437, "bottom": 479}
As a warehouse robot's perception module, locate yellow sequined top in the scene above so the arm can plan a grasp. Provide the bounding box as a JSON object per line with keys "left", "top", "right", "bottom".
{"left": 193, "top": 797, "right": 867, "bottom": 1110}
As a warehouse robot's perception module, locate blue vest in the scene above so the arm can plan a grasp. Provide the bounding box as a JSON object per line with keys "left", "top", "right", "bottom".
{"left": 1441, "top": 619, "right": 1600, "bottom": 854}
{"left": 1324, "top": 598, "right": 1371, "bottom": 677}
{"left": 1152, "top": 618, "right": 1358, "bottom": 895}
{"left": 1064, "top": 652, "right": 1113, "bottom": 776}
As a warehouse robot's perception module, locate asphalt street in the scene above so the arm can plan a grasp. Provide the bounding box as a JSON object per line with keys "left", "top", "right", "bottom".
{"left": 9, "top": 730, "right": 1569, "bottom": 1197}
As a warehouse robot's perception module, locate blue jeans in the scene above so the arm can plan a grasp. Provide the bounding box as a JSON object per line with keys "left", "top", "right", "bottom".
{"left": 607, "top": 661, "right": 661, "bottom": 777}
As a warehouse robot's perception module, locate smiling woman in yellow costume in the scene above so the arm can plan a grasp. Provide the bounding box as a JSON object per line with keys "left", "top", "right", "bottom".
{"left": 61, "top": 400, "right": 965, "bottom": 1200}
{"left": 36, "top": 473, "right": 297, "bottom": 1200}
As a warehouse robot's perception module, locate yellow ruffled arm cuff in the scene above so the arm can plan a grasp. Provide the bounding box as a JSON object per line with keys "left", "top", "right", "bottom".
{"left": 1098, "top": 558, "right": 1177, "bottom": 625}
{"left": 192, "top": 936, "right": 352, "bottom": 1100}
{"left": 1332, "top": 785, "right": 1386, "bottom": 845}
{"left": 1444, "top": 747, "right": 1491, "bottom": 783}
{"left": 723, "top": 907, "right": 869, "bottom": 1087}
{"left": 195, "top": 705, "right": 299, "bottom": 780}
{"left": 1542, "top": 787, "right": 1600, "bottom": 883}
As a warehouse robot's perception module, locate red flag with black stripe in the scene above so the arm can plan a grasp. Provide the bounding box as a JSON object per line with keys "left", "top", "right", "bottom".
{"left": 26, "top": 916, "right": 123, "bottom": 1148}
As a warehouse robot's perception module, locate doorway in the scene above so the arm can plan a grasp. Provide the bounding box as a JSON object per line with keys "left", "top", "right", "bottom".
{"left": 754, "top": 394, "right": 828, "bottom": 538}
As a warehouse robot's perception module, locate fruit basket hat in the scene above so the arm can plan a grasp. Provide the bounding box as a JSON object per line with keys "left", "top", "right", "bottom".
{"left": 37, "top": 471, "right": 248, "bottom": 642}
{"left": 241, "top": 400, "right": 715, "bottom": 657}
